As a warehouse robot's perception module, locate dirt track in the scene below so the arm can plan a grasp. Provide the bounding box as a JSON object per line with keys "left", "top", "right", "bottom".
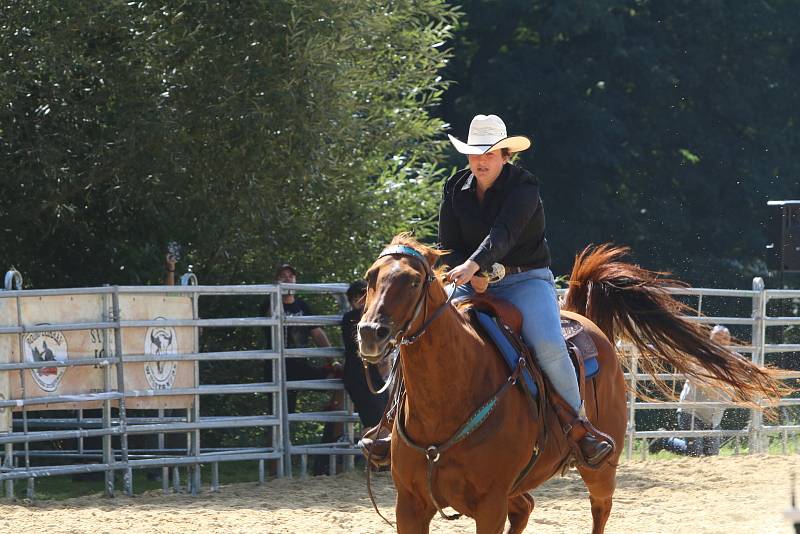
{"left": 0, "top": 454, "right": 797, "bottom": 533}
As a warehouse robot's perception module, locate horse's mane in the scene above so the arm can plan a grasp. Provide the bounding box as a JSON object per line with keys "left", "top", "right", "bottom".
{"left": 389, "top": 233, "right": 450, "bottom": 278}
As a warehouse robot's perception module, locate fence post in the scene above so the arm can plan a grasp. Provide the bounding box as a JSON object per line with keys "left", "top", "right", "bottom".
{"left": 337, "top": 294, "right": 356, "bottom": 473}
{"left": 112, "top": 287, "right": 133, "bottom": 495}
{"left": 626, "top": 350, "right": 637, "bottom": 460}
{"left": 101, "top": 290, "right": 115, "bottom": 497}
{"left": 275, "top": 285, "right": 291, "bottom": 478}
{"left": 750, "top": 277, "right": 766, "bottom": 454}
{"left": 14, "top": 291, "right": 34, "bottom": 498}
{"left": 190, "top": 290, "right": 201, "bottom": 495}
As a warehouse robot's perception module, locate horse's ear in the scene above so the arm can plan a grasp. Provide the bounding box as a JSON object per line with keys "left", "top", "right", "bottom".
{"left": 422, "top": 249, "right": 440, "bottom": 268}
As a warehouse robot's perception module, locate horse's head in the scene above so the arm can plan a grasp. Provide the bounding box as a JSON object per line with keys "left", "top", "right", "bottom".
{"left": 357, "top": 235, "right": 444, "bottom": 363}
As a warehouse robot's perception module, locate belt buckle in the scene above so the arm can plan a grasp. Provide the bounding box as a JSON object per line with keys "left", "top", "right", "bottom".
{"left": 487, "top": 263, "right": 506, "bottom": 284}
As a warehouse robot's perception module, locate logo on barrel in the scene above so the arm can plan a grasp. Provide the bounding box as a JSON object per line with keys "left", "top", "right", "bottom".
{"left": 144, "top": 318, "right": 178, "bottom": 390}
{"left": 23, "top": 328, "right": 68, "bottom": 392}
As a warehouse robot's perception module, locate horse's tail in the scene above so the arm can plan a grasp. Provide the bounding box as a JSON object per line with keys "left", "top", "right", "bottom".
{"left": 563, "top": 244, "right": 785, "bottom": 403}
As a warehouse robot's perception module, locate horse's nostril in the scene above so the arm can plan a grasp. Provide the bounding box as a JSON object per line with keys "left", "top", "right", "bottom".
{"left": 376, "top": 325, "right": 390, "bottom": 341}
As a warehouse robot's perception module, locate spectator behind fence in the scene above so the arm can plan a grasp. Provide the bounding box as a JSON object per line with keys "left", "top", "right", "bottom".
{"left": 263, "top": 263, "right": 337, "bottom": 413}
{"left": 164, "top": 241, "right": 180, "bottom": 286}
{"left": 341, "top": 280, "right": 388, "bottom": 430}
{"left": 263, "top": 263, "right": 343, "bottom": 475}
{"left": 650, "top": 325, "right": 735, "bottom": 457}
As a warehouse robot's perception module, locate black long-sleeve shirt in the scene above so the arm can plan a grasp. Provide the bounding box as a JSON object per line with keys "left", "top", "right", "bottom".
{"left": 438, "top": 163, "right": 551, "bottom": 272}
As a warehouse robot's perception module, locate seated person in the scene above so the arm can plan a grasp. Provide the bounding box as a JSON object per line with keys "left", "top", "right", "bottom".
{"left": 650, "top": 325, "right": 734, "bottom": 456}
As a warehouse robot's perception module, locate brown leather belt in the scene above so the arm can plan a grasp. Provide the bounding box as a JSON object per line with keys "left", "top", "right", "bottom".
{"left": 503, "top": 264, "right": 540, "bottom": 275}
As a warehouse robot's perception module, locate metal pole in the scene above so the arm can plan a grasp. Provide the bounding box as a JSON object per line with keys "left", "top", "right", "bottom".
{"left": 112, "top": 288, "right": 132, "bottom": 495}
{"left": 158, "top": 408, "right": 168, "bottom": 495}
{"left": 269, "top": 290, "right": 282, "bottom": 478}
{"left": 172, "top": 466, "right": 180, "bottom": 493}
{"left": 339, "top": 294, "right": 355, "bottom": 473}
{"left": 626, "top": 351, "right": 637, "bottom": 460}
{"left": 750, "top": 277, "right": 766, "bottom": 454}
{"left": 101, "top": 291, "right": 115, "bottom": 497}
{"left": 2, "top": 289, "right": 16, "bottom": 497}
{"left": 275, "top": 286, "right": 290, "bottom": 477}
{"left": 77, "top": 409, "right": 84, "bottom": 455}
{"left": 190, "top": 291, "right": 201, "bottom": 495}
{"left": 2, "top": 443, "right": 11, "bottom": 498}
{"left": 344, "top": 391, "right": 355, "bottom": 473}
{"left": 778, "top": 207, "right": 786, "bottom": 344}
{"left": 14, "top": 293, "right": 33, "bottom": 498}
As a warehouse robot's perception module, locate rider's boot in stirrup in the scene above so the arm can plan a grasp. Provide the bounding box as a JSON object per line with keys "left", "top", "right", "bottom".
{"left": 357, "top": 424, "right": 392, "bottom": 468}
{"left": 553, "top": 400, "right": 615, "bottom": 469}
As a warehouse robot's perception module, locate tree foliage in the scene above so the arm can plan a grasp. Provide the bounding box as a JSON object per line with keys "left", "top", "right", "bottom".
{"left": 3, "top": 1, "right": 799, "bottom": 291}
{"left": 0, "top": 1, "right": 457, "bottom": 287}
{"left": 437, "top": 0, "right": 799, "bottom": 286}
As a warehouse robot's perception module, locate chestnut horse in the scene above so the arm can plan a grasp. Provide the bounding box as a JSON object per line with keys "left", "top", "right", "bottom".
{"left": 357, "top": 234, "right": 782, "bottom": 534}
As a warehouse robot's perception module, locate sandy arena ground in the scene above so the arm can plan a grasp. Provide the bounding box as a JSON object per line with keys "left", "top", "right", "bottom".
{"left": 0, "top": 454, "right": 797, "bottom": 533}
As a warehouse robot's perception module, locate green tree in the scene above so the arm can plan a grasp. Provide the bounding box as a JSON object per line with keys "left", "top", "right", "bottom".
{"left": 0, "top": 1, "right": 457, "bottom": 287}
{"left": 437, "top": 0, "right": 800, "bottom": 287}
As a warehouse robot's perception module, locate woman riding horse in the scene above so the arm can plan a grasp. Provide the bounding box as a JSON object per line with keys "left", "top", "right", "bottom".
{"left": 357, "top": 234, "right": 784, "bottom": 533}
{"left": 361, "top": 114, "right": 614, "bottom": 467}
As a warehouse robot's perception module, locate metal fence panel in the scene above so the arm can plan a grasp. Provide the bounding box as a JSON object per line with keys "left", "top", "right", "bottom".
{"left": 0, "top": 276, "right": 797, "bottom": 499}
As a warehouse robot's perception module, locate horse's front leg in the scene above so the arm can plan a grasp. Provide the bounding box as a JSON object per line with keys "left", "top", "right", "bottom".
{"left": 505, "top": 493, "right": 535, "bottom": 534}
{"left": 474, "top": 496, "right": 509, "bottom": 534}
{"left": 395, "top": 487, "right": 436, "bottom": 534}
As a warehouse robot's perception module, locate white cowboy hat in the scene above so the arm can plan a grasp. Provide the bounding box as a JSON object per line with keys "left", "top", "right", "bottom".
{"left": 447, "top": 114, "right": 531, "bottom": 155}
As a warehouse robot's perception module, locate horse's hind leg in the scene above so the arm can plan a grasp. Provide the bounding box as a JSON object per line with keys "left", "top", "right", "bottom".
{"left": 505, "top": 493, "right": 534, "bottom": 534}
{"left": 578, "top": 463, "right": 617, "bottom": 534}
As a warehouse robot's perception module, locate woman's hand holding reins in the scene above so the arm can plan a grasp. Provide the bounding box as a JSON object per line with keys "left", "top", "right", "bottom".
{"left": 447, "top": 260, "right": 487, "bottom": 292}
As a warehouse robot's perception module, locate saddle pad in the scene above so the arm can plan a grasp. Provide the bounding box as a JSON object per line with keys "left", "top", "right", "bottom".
{"left": 474, "top": 312, "right": 600, "bottom": 401}
{"left": 583, "top": 353, "right": 599, "bottom": 378}
{"left": 474, "top": 311, "right": 538, "bottom": 397}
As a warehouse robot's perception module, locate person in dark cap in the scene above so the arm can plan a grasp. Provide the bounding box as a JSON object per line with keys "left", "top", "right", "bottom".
{"left": 265, "top": 263, "right": 342, "bottom": 475}
{"left": 269, "top": 263, "right": 333, "bottom": 413}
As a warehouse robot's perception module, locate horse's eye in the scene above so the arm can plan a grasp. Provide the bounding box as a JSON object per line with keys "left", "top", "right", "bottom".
{"left": 410, "top": 281, "right": 419, "bottom": 288}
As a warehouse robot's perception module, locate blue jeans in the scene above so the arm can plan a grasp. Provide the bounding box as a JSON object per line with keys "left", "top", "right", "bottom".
{"left": 454, "top": 267, "right": 581, "bottom": 411}
{"left": 663, "top": 412, "right": 720, "bottom": 457}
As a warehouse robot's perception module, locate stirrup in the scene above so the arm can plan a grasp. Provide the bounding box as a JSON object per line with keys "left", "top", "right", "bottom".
{"left": 557, "top": 402, "right": 615, "bottom": 469}
{"left": 578, "top": 432, "right": 614, "bottom": 467}
{"left": 358, "top": 425, "right": 392, "bottom": 468}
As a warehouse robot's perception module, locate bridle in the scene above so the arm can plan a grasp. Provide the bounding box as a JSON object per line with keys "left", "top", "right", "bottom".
{"left": 368, "top": 245, "right": 455, "bottom": 364}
